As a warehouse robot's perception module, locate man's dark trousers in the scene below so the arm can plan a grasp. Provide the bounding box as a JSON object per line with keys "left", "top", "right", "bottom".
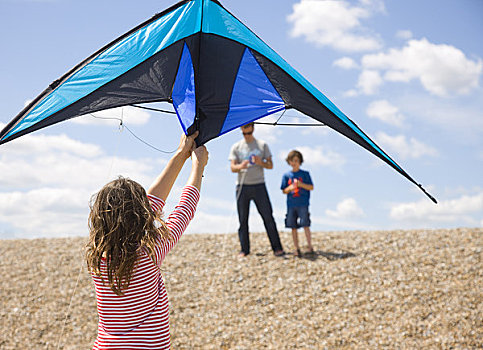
{"left": 236, "top": 183, "right": 283, "bottom": 255}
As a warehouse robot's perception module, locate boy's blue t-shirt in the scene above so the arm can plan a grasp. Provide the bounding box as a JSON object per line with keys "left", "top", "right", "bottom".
{"left": 281, "top": 169, "right": 313, "bottom": 208}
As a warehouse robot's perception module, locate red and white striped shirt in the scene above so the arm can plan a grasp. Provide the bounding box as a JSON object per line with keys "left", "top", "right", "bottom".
{"left": 92, "top": 185, "right": 200, "bottom": 349}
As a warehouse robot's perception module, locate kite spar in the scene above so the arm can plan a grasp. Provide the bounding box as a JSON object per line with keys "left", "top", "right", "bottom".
{"left": 0, "top": 0, "right": 436, "bottom": 203}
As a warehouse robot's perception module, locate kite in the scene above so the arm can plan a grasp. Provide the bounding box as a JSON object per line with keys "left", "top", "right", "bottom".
{"left": 0, "top": 0, "right": 436, "bottom": 202}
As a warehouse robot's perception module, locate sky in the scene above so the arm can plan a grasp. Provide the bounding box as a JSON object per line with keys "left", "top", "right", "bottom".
{"left": 0, "top": 0, "right": 482, "bottom": 239}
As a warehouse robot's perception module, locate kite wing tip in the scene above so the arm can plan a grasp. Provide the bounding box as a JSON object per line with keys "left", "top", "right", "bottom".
{"left": 419, "top": 184, "right": 437, "bottom": 204}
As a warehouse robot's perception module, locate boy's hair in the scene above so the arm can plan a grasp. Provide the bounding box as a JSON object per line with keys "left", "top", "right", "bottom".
{"left": 85, "top": 176, "right": 171, "bottom": 296}
{"left": 242, "top": 122, "right": 254, "bottom": 128}
{"left": 286, "top": 150, "right": 304, "bottom": 164}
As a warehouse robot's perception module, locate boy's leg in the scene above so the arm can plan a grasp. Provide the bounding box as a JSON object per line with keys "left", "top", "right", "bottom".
{"left": 253, "top": 184, "right": 284, "bottom": 254}
{"left": 299, "top": 206, "right": 313, "bottom": 252}
{"left": 236, "top": 185, "right": 251, "bottom": 255}
{"left": 285, "top": 206, "right": 300, "bottom": 256}
{"left": 303, "top": 226, "right": 313, "bottom": 252}
{"left": 292, "top": 228, "right": 300, "bottom": 256}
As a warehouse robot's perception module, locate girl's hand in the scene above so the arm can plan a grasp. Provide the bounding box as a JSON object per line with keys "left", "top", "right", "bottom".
{"left": 187, "top": 145, "right": 208, "bottom": 190}
{"left": 192, "top": 145, "right": 209, "bottom": 168}
{"left": 178, "top": 131, "right": 199, "bottom": 160}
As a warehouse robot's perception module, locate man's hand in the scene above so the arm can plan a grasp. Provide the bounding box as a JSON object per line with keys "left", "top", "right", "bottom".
{"left": 251, "top": 155, "right": 263, "bottom": 166}
{"left": 240, "top": 160, "right": 250, "bottom": 169}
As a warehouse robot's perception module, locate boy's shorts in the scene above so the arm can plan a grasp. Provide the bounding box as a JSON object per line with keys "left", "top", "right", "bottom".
{"left": 285, "top": 206, "right": 311, "bottom": 228}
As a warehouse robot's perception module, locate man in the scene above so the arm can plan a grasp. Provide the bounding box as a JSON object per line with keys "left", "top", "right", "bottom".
{"left": 229, "top": 122, "right": 285, "bottom": 257}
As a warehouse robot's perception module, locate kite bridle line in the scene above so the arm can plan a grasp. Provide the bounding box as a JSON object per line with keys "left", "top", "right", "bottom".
{"left": 129, "top": 104, "right": 328, "bottom": 127}
{"left": 131, "top": 104, "right": 177, "bottom": 115}
{"left": 88, "top": 113, "right": 178, "bottom": 154}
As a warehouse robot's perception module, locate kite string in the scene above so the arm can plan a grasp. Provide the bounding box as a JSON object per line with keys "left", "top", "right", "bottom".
{"left": 56, "top": 108, "right": 126, "bottom": 349}
{"left": 207, "top": 169, "right": 247, "bottom": 298}
{"left": 56, "top": 258, "right": 83, "bottom": 350}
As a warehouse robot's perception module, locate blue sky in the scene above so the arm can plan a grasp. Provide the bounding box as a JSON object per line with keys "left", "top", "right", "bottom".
{"left": 0, "top": 0, "right": 482, "bottom": 239}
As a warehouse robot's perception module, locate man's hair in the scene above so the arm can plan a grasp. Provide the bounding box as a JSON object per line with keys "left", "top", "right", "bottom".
{"left": 286, "top": 150, "right": 304, "bottom": 164}
{"left": 242, "top": 122, "right": 255, "bottom": 128}
{"left": 85, "top": 176, "right": 171, "bottom": 296}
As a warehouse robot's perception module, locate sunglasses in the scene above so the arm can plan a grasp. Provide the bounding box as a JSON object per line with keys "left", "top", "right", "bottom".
{"left": 242, "top": 131, "right": 253, "bottom": 135}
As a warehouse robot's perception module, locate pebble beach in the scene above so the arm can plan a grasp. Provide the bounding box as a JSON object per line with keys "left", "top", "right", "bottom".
{"left": 1, "top": 228, "right": 481, "bottom": 349}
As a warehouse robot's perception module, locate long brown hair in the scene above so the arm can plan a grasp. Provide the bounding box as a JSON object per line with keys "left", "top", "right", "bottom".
{"left": 85, "top": 176, "right": 171, "bottom": 296}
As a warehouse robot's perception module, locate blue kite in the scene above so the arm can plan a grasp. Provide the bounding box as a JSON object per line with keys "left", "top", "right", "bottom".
{"left": 0, "top": 0, "right": 436, "bottom": 202}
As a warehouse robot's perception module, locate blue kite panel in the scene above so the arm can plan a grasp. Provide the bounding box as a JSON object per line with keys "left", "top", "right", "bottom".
{"left": 5, "top": 1, "right": 202, "bottom": 140}
{"left": 172, "top": 43, "right": 196, "bottom": 134}
{"left": 220, "top": 48, "right": 285, "bottom": 135}
{"left": 203, "top": 1, "right": 401, "bottom": 171}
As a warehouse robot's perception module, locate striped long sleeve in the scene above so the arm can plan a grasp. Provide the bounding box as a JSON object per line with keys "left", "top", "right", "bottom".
{"left": 92, "top": 185, "right": 200, "bottom": 350}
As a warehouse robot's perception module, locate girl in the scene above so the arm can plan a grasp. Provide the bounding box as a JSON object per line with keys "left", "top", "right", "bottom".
{"left": 86, "top": 132, "right": 208, "bottom": 349}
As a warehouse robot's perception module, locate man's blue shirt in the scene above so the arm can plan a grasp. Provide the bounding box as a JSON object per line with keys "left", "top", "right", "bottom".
{"left": 281, "top": 169, "right": 313, "bottom": 208}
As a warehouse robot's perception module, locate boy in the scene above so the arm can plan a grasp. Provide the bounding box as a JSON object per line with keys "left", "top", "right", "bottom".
{"left": 281, "top": 150, "right": 314, "bottom": 257}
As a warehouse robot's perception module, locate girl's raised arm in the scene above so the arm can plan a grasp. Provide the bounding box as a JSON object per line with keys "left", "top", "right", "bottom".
{"left": 147, "top": 131, "right": 198, "bottom": 202}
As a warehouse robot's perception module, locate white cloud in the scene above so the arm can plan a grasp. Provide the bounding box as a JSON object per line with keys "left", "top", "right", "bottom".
{"left": 333, "top": 57, "right": 359, "bottom": 70}
{"left": 366, "top": 100, "right": 405, "bottom": 127}
{"left": 343, "top": 89, "right": 359, "bottom": 97}
{"left": 325, "top": 198, "right": 364, "bottom": 219}
{"left": 287, "top": 0, "right": 382, "bottom": 52}
{"left": 0, "top": 132, "right": 164, "bottom": 237}
{"left": 361, "top": 38, "right": 482, "bottom": 96}
{"left": 0, "top": 147, "right": 156, "bottom": 190}
{"left": 390, "top": 191, "right": 483, "bottom": 227}
{"left": 357, "top": 69, "right": 383, "bottom": 95}
{"left": 72, "top": 106, "right": 152, "bottom": 126}
{"left": 375, "top": 132, "right": 438, "bottom": 159}
{"left": 279, "top": 145, "right": 346, "bottom": 170}
{"left": 0, "top": 133, "right": 102, "bottom": 158}
{"left": 358, "top": 0, "right": 386, "bottom": 12}
{"left": 396, "top": 30, "right": 412, "bottom": 40}
{"left": 185, "top": 210, "right": 239, "bottom": 234}
{"left": 184, "top": 197, "right": 283, "bottom": 235}
{"left": 0, "top": 188, "right": 89, "bottom": 238}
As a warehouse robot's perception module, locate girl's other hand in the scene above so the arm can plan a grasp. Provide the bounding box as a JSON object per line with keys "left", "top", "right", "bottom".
{"left": 178, "top": 131, "right": 199, "bottom": 159}
{"left": 192, "top": 145, "right": 209, "bottom": 168}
